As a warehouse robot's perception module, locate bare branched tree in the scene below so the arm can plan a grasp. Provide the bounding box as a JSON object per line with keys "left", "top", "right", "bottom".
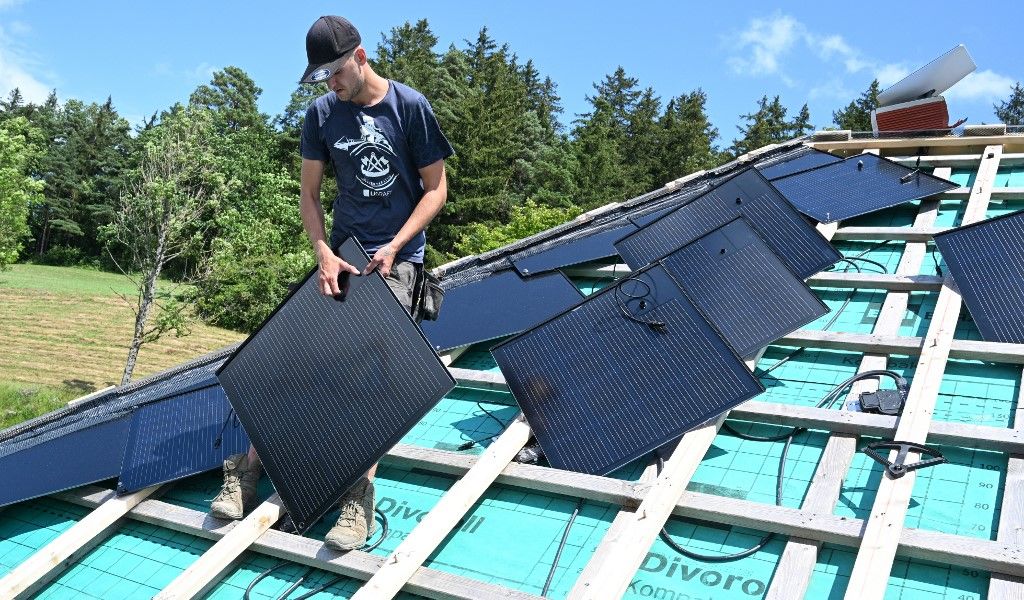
{"left": 104, "top": 109, "right": 221, "bottom": 384}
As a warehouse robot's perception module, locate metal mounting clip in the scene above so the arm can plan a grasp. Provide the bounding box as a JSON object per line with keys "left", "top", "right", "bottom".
{"left": 861, "top": 441, "right": 947, "bottom": 479}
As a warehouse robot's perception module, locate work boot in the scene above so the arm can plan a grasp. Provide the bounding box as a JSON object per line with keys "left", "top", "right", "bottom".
{"left": 324, "top": 477, "right": 376, "bottom": 551}
{"left": 210, "top": 453, "right": 260, "bottom": 520}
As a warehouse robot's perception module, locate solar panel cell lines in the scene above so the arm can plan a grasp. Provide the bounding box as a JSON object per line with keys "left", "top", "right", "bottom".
{"left": 770, "top": 153, "right": 958, "bottom": 223}
{"left": 934, "top": 210, "right": 1024, "bottom": 343}
{"left": 615, "top": 168, "right": 839, "bottom": 278}
{"left": 491, "top": 265, "right": 764, "bottom": 475}
{"left": 118, "top": 385, "right": 249, "bottom": 494}
{"left": 217, "top": 238, "right": 455, "bottom": 533}
{"left": 419, "top": 269, "right": 583, "bottom": 352}
{"left": 662, "top": 219, "right": 829, "bottom": 359}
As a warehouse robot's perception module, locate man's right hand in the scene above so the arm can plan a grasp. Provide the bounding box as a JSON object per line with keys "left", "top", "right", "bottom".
{"left": 318, "top": 251, "right": 360, "bottom": 297}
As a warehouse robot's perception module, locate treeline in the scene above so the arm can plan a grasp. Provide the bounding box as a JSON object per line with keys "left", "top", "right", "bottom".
{"left": 3, "top": 19, "right": 1018, "bottom": 333}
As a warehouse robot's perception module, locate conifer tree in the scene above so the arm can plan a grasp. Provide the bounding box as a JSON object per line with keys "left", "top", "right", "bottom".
{"left": 731, "top": 95, "right": 790, "bottom": 156}
{"left": 994, "top": 82, "right": 1024, "bottom": 125}
{"left": 791, "top": 103, "right": 813, "bottom": 137}
{"left": 833, "top": 79, "right": 880, "bottom": 131}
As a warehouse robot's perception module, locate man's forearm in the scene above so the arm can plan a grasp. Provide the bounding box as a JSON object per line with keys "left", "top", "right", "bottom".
{"left": 391, "top": 188, "right": 446, "bottom": 250}
{"left": 299, "top": 191, "right": 332, "bottom": 260}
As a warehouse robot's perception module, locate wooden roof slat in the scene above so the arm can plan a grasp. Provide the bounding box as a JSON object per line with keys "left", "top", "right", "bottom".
{"left": 843, "top": 145, "right": 1002, "bottom": 599}
{"left": 0, "top": 485, "right": 160, "bottom": 599}
{"left": 988, "top": 366, "right": 1024, "bottom": 598}
{"left": 767, "top": 169, "right": 945, "bottom": 599}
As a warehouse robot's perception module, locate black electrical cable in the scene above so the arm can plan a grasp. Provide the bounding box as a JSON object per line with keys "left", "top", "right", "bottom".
{"left": 613, "top": 276, "right": 667, "bottom": 333}
{"left": 458, "top": 402, "right": 511, "bottom": 450}
{"left": 542, "top": 497, "right": 585, "bottom": 596}
{"left": 833, "top": 256, "right": 887, "bottom": 273}
{"left": 660, "top": 370, "right": 906, "bottom": 562}
{"left": 930, "top": 246, "right": 944, "bottom": 277}
{"left": 243, "top": 509, "right": 390, "bottom": 600}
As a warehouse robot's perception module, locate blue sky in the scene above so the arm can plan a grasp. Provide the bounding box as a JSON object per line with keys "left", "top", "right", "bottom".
{"left": 0, "top": 1, "right": 1019, "bottom": 145}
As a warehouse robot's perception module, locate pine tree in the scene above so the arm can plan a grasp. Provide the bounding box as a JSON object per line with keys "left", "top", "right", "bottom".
{"left": 994, "top": 82, "right": 1024, "bottom": 125}
{"left": 623, "top": 87, "right": 662, "bottom": 194}
{"left": 654, "top": 89, "right": 719, "bottom": 183}
{"left": 731, "top": 95, "right": 790, "bottom": 156}
{"left": 189, "top": 66, "right": 267, "bottom": 131}
{"left": 790, "top": 103, "right": 812, "bottom": 137}
{"left": 572, "top": 97, "right": 632, "bottom": 208}
{"left": 833, "top": 80, "right": 880, "bottom": 131}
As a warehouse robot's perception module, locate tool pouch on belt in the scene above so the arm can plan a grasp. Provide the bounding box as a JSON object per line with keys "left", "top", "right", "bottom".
{"left": 411, "top": 266, "right": 444, "bottom": 323}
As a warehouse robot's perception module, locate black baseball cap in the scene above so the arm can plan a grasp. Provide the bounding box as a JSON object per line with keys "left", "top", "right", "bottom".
{"left": 300, "top": 16, "right": 362, "bottom": 84}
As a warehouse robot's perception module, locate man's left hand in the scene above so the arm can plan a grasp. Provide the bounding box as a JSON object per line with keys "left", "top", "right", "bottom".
{"left": 365, "top": 243, "right": 398, "bottom": 277}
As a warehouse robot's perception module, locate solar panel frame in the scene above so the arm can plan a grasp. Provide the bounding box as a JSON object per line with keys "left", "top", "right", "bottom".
{"left": 491, "top": 262, "right": 764, "bottom": 476}
{"left": 769, "top": 152, "right": 959, "bottom": 223}
{"left": 933, "top": 209, "right": 1024, "bottom": 343}
{"left": 660, "top": 218, "right": 830, "bottom": 359}
{"left": 217, "top": 237, "right": 455, "bottom": 533}
{"left": 614, "top": 167, "right": 840, "bottom": 278}
{"left": 419, "top": 268, "right": 584, "bottom": 352}
{"left": 117, "top": 384, "right": 249, "bottom": 494}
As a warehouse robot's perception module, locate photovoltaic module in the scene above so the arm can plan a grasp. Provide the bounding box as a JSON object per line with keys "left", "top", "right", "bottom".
{"left": 0, "top": 416, "right": 129, "bottom": 507}
{"left": 491, "top": 263, "right": 764, "bottom": 476}
{"left": 615, "top": 167, "right": 839, "bottom": 278}
{"left": 769, "top": 152, "right": 958, "bottom": 223}
{"left": 117, "top": 385, "right": 249, "bottom": 494}
{"left": 419, "top": 269, "right": 583, "bottom": 352}
{"left": 756, "top": 146, "right": 842, "bottom": 180}
{"left": 933, "top": 209, "right": 1024, "bottom": 344}
{"left": 660, "top": 218, "right": 829, "bottom": 359}
{"left": 217, "top": 237, "right": 455, "bottom": 533}
{"left": 510, "top": 222, "right": 638, "bottom": 276}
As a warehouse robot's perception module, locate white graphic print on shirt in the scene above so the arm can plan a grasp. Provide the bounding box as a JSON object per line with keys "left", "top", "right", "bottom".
{"left": 333, "top": 115, "right": 398, "bottom": 197}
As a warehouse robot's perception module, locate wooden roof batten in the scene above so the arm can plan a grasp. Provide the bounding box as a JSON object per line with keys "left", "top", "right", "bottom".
{"left": 24, "top": 129, "right": 1024, "bottom": 599}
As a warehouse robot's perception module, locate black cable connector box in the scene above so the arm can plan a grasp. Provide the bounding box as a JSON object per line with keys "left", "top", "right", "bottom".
{"left": 859, "top": 389, "right": 905, "bottom": 416}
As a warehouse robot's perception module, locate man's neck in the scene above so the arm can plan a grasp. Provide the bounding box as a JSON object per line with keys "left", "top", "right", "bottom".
{"left": 351, "top": 68, "right": 389, "bottom": 107}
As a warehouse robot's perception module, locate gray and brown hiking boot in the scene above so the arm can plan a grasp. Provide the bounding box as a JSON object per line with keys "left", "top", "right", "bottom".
{"left": 209, "top": 453, "right": 260, "bottom": 520}
{"left": 324, "top": 477, "right": 376, "bottom": 551}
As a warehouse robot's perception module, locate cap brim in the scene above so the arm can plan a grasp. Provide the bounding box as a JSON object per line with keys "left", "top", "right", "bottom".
{"left": 300, "top": 55, "right": 344, "bottom": 84}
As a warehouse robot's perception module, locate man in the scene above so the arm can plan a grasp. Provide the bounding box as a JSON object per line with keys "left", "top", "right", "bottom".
{"left": 210, "top": 15, "right": 454, "bottom": 551}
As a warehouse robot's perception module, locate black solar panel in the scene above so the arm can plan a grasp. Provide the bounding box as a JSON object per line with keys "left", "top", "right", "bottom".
{"left": 933, "top": 210, "right": 1024, "bottom": 343}
{"left": 117, "top": 385, "right": 249, "bottom": 494}
{"left": 769, "top": 153, "right": 958, "bottom": 223}
{"left": 662, "top": 218, "right": 829, "bottom": 359}
{"left": 0, "top": 416, "right": 129, "bottom": 507}
{"left": 491, "top": 264, "right": 764, "bottom": 475}
{"left": 419, "top": 269, "right": 583, "bottom": 352}
{"left": 615, "top": 168, "right": 839, "bottom": 278}
{"left": 757, "top": 147, "right": 842, "bottom": 180}
{"left": 217, "top": 238, "right": 455, "bottom": 533}
{"left": 510, "top": 223, "right": 637, "bottom": 276}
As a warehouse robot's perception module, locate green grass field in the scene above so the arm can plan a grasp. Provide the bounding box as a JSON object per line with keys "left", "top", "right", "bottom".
{"left": 0, "top": 264, "right": 246, "bottom": 427}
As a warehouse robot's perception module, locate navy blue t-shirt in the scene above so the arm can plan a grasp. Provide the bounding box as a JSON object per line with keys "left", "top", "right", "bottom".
{"left": 300, "top": 81, "right": 454, "bottom": 263}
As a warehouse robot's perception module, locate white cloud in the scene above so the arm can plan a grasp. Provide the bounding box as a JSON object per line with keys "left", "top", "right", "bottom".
{"left": 727, "top": 13, "right": 803, "bottom": 77}
{"left": 811, "top": 34, "right": 869, "bottom": 73}
{"left": 185, "top": 62, "right": 216, "bottom": 83}
{"left": 946, "top": 69, "right": 1017, "bottom": 102}
{"left": 809, "top": 78, "right": 853, "bottom": 101}
{"left": 874, "top": 63, "right": 910, "bottom": 88}
{"left": 0, "top": 0, "right": 25, "bottom": 9}
{"left": 0, "top": 25, "right": 52, "bottom": 103}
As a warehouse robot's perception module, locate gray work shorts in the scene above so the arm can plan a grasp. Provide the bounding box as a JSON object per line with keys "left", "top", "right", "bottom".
{"left": 384, "top": 261, "right": 419, "bottom": 313}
